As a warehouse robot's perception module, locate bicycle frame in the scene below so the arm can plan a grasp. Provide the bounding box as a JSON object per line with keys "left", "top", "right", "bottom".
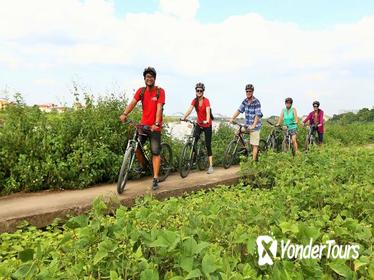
{"left": 182, "top": 119, "right": 205, "bottom": 163}
{"left": 125, "top": 121, "right": 152, "bottom": 172}
{"left": 232, "top": 121, "right": 249, "bottom": 153}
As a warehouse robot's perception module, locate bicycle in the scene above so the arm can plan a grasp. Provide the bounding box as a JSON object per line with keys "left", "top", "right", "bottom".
{"left": 263, "top": 120, "right": 283, "bottom": 152}
{"left": 305, "top": 124, "right": 318, "bottom": 149}
{"left": 179, "top": 119, "right": 209, "bottom": 178}
{"left": 117, "top": 120, "right": 173, "bottom": 194}
{"left": 281, "top": 126, "right": 296, "bottom": 156}
{"left": 223, "top": 121, "right": 266, "bottom": 169}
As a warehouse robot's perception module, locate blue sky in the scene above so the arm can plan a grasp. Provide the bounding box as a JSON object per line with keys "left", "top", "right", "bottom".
{"left": 0, "top": 0, "right": 373, "bottom": 116}
{"left": 114, "top": 0, "right": 374, "bottom": 28}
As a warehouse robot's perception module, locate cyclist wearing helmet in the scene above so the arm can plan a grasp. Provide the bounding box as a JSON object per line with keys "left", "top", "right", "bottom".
{"left": 120, "top": 67, "right": 165, "bottom": 190}
{"left": 230, "top": 84, "right": 263, "bottom": 161}
{"left": 182, "top": 82, "right": 214, "bottom": 174}
{"left": 276, "top": 97, "right": 299, "bottom": 152}
{"left": 303, "top": 101, "right": 324, "bottom": 144}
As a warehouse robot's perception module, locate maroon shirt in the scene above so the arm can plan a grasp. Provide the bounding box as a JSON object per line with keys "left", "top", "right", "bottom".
{"left": 304, "top": 109, "right": 324, "bottom": 133}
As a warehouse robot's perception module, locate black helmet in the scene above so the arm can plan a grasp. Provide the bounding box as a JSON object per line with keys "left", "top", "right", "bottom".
{"left": 245, "top": 84, "right": 254, "bottom": 91}
{"left": 195, "top": 82, "right": 205, "bottom": 91}
{"left": 143, "top": 66, "right": 157, "bottom": 78}
{"left": 313, "top": 101, "right": 320, "bottom": 107}
{"left": 285, "top": 97, "right": 293, "bottom": 104}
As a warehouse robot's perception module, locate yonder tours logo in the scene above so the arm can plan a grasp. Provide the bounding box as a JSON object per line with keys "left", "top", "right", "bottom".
{"left": 256, "top": 235, "right": 360, "bottom": 266}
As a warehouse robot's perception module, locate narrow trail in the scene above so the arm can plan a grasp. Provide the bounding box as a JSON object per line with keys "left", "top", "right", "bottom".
{"left": 0, "top": 166, "right": 241, "bottom": 233}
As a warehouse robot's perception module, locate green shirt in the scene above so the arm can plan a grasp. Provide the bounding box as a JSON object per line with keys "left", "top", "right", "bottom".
{"left": 283, "top": 107, "right": 297, "bottom": 130}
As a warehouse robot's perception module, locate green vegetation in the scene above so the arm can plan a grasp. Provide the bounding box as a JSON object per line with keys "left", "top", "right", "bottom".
{"left": 0, "top": 144, "right": 373, "bottom": 279}
{"left": 329, "top": 107, "right": 374, "bottom": 124}
{"left": 0, "top": 95, "right": 373, "bottom": 196}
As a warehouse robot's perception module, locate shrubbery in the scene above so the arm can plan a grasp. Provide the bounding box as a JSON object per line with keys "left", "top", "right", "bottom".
{"left": 0, "top": 145, "right": 373, "bottom": 279}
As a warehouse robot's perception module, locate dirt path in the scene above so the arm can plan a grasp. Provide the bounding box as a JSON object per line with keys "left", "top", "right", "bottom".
{"left": 0, "top": 167, "right": 241, "bottom": 233}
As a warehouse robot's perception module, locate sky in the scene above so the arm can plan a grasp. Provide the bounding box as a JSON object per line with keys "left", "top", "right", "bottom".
{"left": 0, "top": 0, "right": 374, "bottom": 117}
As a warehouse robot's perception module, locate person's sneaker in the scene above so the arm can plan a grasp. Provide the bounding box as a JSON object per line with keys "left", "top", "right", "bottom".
{"left": 152, "top": 178, "right": 159, "bottom": 190}
{"left": 134, "top": 166, "right": 146, "bottom": 174}
{"left": 207, "top": 166, "right": 214, "bottom": 174}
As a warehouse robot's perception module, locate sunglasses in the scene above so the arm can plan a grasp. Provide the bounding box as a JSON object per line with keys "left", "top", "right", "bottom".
{"left": 246, "top": 90, "right": 253, "bottom": 93}
{"left": 196, "top": 89, "right": 204, "bottom": 93}
{"left": 313, "top": 105, "right": 319, "bottom": 108}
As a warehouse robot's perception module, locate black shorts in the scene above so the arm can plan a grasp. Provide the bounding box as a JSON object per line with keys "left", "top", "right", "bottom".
{"left": 138, "top": 128, "right": 161, "bottom": 156}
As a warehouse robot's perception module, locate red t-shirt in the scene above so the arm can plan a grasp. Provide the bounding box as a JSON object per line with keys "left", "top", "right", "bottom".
{"left": 134, "top": 86, "right": 165, "bottom": 132}
{"left": 191, "top": 97, "right": 212, "bottom": 128}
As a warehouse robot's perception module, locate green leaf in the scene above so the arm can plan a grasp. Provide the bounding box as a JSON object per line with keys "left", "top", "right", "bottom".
{"left": 328, "top": 260, "right": 353, "bottom": 278}
{"left": 12, "top": 263, "right": 36, "bottom": 279}
{"left": 185, "top": 269, "right": 202, "bottom": 279}
{"left": 18, "top": 248, "right": 34, "bottom": 262}
{"left": 93, "top": 249, "right": 108, "bottom": 265}
{"left": 110, "top": 270, "right": 120, "bottom": 280}
{"left": 279, "top": 221, "right": 299, "bottom": 234}
{"left": 65, "top": 215, "right": 89, "bottom": 229}
{"left": 149, "top": 230, "right": 180, "bottom": 251}
{"left": 140, "top": 268, "right": 159, "bottom": 280}
{"left": 202, "top": 254, "right": 220, "bottom": 275}
{"left": 354, "top": 256, "right": 369, "bottom": 271}
{"left": 195, "top": 241, "right": 210, "bottom": 255}
{"left": 179, "top": 256, "right": 193, "bottom": 272}
{"left": 182, "top": 237, "right": 198, "bottom": 256}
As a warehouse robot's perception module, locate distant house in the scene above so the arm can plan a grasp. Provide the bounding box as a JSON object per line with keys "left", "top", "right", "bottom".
{"left": 0, "top": 98, "right": 9, "bottom": 109}
{"left": 38, "top": 103, "right": 58, "bottom": 113}
{"left": 38, "top": 103, "right": 67, "bottom": 113}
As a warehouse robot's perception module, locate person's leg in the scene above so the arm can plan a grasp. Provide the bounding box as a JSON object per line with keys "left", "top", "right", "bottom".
{"left": 150, "top": 132, "right": 161, "bottom": 190}
{"left": 291, "top": 133, "right": 298, "bottom": 152}
{"left": 250, "top": 130, "right": 260, "bottom": 161}
{"left": 204, "top": 126, "right": 214, "bottom": 173}
{"left": 136, "top": 134, "right": 147, "bottom": 169}
{"left": 318, "top": 132, "right": 324, "bottom": 145}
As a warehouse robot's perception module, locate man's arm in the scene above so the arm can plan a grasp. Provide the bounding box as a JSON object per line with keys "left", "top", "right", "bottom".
{"left": 250, "top": 101, "right": 262, "bottom": 129}
{"left": 155, "top": 103, "right": 163, "bottom": 124}
{"left": 120, "top": 98, "right": 138, "bottom": 122}
{"left": 230, "top": 110, "right": 241, "bottom": 123}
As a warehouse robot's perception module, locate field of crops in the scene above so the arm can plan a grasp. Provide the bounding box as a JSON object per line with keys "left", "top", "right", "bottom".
{"left": 1, "top": 144, "right": 373, "bottom": 279}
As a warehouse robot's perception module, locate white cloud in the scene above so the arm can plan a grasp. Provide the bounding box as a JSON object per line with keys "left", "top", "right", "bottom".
{"left": 0, "top": 0, "right": 373, "bottom": 114}
{"left": 159, "top": 0, "right": 199, "bottom": 19}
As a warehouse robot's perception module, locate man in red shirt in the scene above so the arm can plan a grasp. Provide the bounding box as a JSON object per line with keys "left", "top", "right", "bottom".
{"left": 119, "top": 67, "right": 165, "bottom": 190}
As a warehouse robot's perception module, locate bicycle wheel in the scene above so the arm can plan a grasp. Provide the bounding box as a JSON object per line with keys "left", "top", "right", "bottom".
{"left": 223, "top": 139, "right": 239, "bottom": 169}
{"left": 197, "top": 141, "right": 208, "bottom": 171}
{"left": 282, "top": 138, "right": 289, "bottom": 152}
{"left": 259, "top": 139, "right": 267, "bottom": 153}
{"left": 179, "top": 142, "right": 193, "bottom": 178}
{"left": 117, "top": 146, "right": 134, "bottom": 194}
{"left": 158, "top": 143, "right": 173, "bottom": 182}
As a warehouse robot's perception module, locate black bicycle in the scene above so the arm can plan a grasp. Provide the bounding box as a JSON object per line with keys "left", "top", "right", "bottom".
{"left": 305, "top": 124, "right": 318, "bottom": 149}
{"left": 223, "top": 121, "right": 266, "bottom": 169}
{"left": 117, "top": 120, "right": 173, "bottom": 194}
{"left": 263, "top": 120, "right": 283, "bottom": 152}
{"left": 281, "top": 126, "right": 296, "bottom": 156}
{"left": 179, "top": 119, "right": 208, "bottom": 178}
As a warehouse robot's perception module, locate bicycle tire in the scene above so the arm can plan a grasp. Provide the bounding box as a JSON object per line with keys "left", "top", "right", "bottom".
{"left": 179, "top": 142, "right": 193, "bottom": 178}
{"left": 158, "top": 143, "right": 173, "bottom": 182}
{"left": 223, "top": 139, "right": 239, "bottom": 169}
{"left": 117, "top": 146, "right": 134, "bottom": 194}
{"left": 197, "top": 140, "right": 208, "bottom": 171}
{"left": 259, "top": 139, "right": 267, "bottom": 153}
